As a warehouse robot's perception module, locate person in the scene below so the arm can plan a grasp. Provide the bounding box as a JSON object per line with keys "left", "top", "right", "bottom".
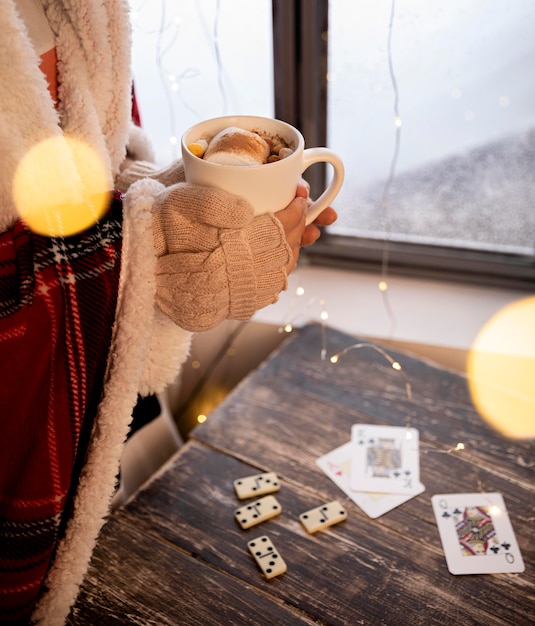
{"left": 0, "top": 1, "right": 337, "bottom": 623}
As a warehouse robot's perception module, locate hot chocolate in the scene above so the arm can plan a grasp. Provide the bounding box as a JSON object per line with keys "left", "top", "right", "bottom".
{"left": 187, "top": 126, "right": 294, "bottom": 166}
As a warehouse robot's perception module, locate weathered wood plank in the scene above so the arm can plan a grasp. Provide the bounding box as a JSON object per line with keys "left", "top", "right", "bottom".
{"left": 74, "top": 324, "right": 534, "bottom": 625}
{"left": 186, "top": 325, "right": 534, "bottom": 596}
{"left": 192, "top": 324, "right": 534, "bottom": 485}
{"left": 67, "top": 515, "right": 317, "bottom": 626}
{"left": 116, "top": 441, "right": 535, "bottom": 626}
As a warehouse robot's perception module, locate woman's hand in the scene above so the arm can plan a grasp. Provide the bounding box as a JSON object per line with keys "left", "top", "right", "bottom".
{"left": 275, "top": 180, "right": 338, "bottom": 273}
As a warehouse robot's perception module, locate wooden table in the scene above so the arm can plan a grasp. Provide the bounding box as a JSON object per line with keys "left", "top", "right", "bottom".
{"left": 68, "top": 324, "right": 535, "bottom": 625}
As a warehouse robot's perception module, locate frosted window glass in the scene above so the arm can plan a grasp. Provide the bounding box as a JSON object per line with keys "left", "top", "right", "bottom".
{"left": 328, "top": 0, "right": 535, "bottom": 253}
{"left": 130, "top": 0, "right": 274, "bottom": 166}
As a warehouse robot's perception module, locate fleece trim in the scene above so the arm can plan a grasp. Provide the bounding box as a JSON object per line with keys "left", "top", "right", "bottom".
{"left": 32, "top": 180, "right": 190, "bottom": 625}
{"left": 0, "top": 1, "right": 191, "bottom": 622}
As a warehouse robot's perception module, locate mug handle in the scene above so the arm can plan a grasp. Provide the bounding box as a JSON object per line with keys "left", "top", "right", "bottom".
{"left": 301, "top": 148, "right": 345, "bottom": 225}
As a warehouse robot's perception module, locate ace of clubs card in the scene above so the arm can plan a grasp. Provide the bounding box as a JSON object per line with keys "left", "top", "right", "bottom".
{"left": 350, "top": 424, "right": 420, "bottom": 495}
{"left": 432, "top": 493, "right": 525, "bottom": 575}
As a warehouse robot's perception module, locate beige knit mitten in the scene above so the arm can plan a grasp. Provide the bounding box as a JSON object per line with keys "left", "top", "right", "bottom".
{"left": 115, "top": 159, "right": 186, "bottom": 193}
{"left": 152, "top": 183, "right": 292, "bottom": 332}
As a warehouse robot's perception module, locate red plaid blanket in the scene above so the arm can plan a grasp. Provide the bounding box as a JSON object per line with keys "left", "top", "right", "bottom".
{"left": 0, "top": 194, "right": 123, "bottom": 623}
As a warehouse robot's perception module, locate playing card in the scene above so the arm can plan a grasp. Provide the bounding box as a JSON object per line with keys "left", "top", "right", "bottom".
{"left": 350, "top": 424, "right": 420, "bottom": 495}
{"left": 432, "top": 493, "right": 525, "bottom": 575}
{"left": 316, "top": 442, "right": 425, "bottom": 518}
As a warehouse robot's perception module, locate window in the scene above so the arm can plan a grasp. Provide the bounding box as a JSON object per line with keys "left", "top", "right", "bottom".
{"left": 131, "top": 0, "right": 535, "bottom": 289}
{"left": 274, "top": 0, "right": 535, "bottom": 289}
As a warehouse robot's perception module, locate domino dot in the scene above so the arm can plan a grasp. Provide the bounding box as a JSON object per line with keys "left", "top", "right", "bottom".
{"left": 299, "top": 500, "right": 348, "bottom": 534}
{"left": 247, "top": 535, "right": 287, "bottom": 579}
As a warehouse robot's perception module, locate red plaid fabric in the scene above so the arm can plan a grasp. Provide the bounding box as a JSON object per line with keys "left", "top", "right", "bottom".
{"left": 0, "top": 194, "right": 123, "bottom": 624}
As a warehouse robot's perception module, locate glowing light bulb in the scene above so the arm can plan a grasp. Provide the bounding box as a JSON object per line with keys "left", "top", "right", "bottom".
{"left": 378, "top": 280, "right": 388, "bottom": 292}
{"left": 455, "top": 442, "right": 465, "bottom": 451}
{"left": 170, "top": 136, "right": 178, "bottom": 145}
{"left": 197, "top": 414, "right": 207, "bottom": 424}
{"left": 284, "top": 323, "right": 293, "bottom": 333}
{"left": 394, "top": 115, "right": 402, "bottom": 128}
{"left": 296, "top": 286, "right": 305, "bottom": 296}
{"left": 392, "top": 361, "right": 402, "bottom": 371}
{"left": 320, "top": 310, "right": 329, "bottom": 321}
{"left": 330, "top": 355, "right": 339, "bottom": 364}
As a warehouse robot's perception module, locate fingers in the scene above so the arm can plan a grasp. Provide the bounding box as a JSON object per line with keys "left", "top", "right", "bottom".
{"left": 300, "top": 224, "right": 322, "bottom": 247}
{"left": 312, "top": 206, "right": 338, "bottom": 227}
{"left": 296, "top": 179, "right": 310, "bottom": 199}
{"left": 275, "top": 184, "right": 339, "bottom": 271}
{"left": 275, "top": 195, "right": 308, "bottom": 273}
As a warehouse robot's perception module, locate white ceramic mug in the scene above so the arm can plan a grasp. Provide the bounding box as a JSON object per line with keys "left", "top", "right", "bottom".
{"left": 181, "top": 115, "right": 344, "bottom": 225}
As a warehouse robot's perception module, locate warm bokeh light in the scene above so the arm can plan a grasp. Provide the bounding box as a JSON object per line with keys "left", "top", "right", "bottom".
{"left": 13, "top": 135, "right": 109, "bottom": 237}
{"left": 467, "top": 297, "right": 535, "bottom": 439}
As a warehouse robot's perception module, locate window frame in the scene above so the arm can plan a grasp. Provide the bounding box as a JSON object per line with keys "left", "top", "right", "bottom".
{"left": 272, "top": 0, "right": 535, "bottom": 290}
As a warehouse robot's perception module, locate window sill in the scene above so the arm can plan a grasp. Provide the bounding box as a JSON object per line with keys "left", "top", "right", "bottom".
{"left": 304, "top": 234, "right": 535, "bottom": 292}
{"left": 253, "top": 261, "right": 530, "bottom": 373}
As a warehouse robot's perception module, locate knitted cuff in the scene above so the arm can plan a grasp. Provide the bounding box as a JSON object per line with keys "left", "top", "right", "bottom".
{"left": 245, "top": 214, "right": 291, "bottom": 309}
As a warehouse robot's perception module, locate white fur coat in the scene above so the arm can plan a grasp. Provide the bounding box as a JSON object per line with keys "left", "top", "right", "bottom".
{"left": 0, "top": 1, "right": 191, "bottom": 623}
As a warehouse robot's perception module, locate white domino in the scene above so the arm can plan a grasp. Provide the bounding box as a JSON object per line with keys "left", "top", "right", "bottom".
{"left": 234, "top": 495, "right": 282, "bottom": 529}
{"left": 299, "top": 500, "right": 348, "bottom": 534}
{"left": 234, "top": 471, "right": 280, "bottom": 500}
{"left": 247, "top": 535, "right": 287, "bottom": 579}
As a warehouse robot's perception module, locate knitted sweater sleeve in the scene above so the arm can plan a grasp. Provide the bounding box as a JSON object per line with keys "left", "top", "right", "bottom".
{"left": 151, "top": 182, "right": 292, "bottom": 332}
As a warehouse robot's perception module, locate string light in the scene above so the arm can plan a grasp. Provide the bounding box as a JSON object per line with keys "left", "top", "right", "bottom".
{"left": 329, "top": 341, "right": 413, "bottom": 429}
{"left": 423, "top": 441, "right": 466, "bottom": 455}
{"left": 279, "top": 289, "right": 330, "bottom": 358}
{"left": 377, "top": 0, "right": 402, "bottom": 338}
{"left": 131, "top": 0, "right": 228, "bottom": 160}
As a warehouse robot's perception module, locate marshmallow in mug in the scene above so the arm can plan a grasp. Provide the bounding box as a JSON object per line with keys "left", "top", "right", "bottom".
{"left": 188, "top": 127, "right": 295, "bottom": 166}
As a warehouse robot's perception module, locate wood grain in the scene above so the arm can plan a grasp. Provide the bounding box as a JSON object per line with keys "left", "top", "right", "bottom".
{"left": 67, "top": 515, "right": 316, "bottom": 626}
{"left": 115, "top": 440, "right": 535, "bottom": 626}
{"left": 193, "top": 325, "right": 534, "bottom": 485}
{"left": 72, "top": 324, "right": 535, "bottom": 626}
